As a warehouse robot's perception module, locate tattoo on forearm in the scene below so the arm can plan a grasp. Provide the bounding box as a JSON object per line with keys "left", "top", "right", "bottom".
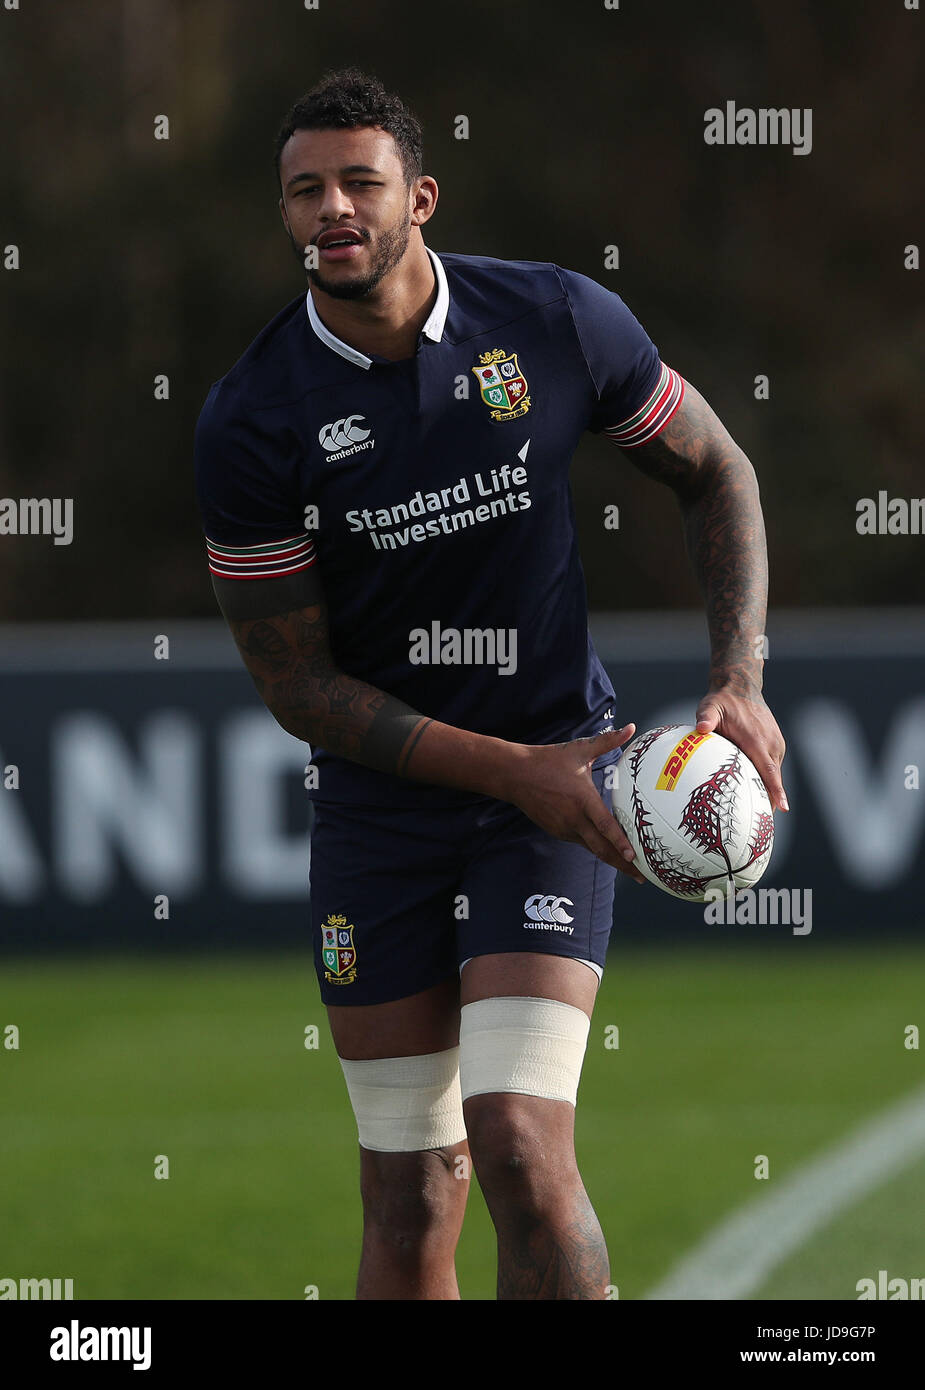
{"left": 395, "top": 717, "right": 435, "bottom": 776}
{"left": 621, "top": 382, "right": 768, "bottom": 691}
{"left": 228, "top": 605, "right": 429, "bottom": 773}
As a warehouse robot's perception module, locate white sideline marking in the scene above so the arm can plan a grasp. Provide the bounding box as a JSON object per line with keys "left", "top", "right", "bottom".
{"left": 644, "top": 1083, "right": 925, "bottom": 1300}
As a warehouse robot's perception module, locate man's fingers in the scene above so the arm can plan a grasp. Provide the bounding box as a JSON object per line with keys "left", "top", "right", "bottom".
{"left": 581, "top": 822, "right": 645, "bottom": 881}
{"left": 736, "top": 734, "right": 788, "bottom": 814}
{"left": 576, "top": 797, "right": 645, "bottom": 881}
{"left": 695, "top": 701, "right": 721, "bottom": 734}
{"left": 574, "top": 724, "right": 636, "bottom": 763}
{"left": 761, "top": 759, "right": 789, "bottom": 813}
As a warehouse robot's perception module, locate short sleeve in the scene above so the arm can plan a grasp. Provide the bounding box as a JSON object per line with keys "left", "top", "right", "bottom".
{"left": 556, "top": 267, "right": 683, "bottom": 445}
{"left": 193, "top": 383, "right": 316, "bottom": 580}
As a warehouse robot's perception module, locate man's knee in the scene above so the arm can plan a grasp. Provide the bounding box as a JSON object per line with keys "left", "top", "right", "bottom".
{"left": 463, "top": 1093, "right": 578, "bottom": 1206}
{"left": 360, "top": 1146, "right": 468, "bottom": 1244}
{"left": 456, "top": 993, "right": 588, "bottom": 1207}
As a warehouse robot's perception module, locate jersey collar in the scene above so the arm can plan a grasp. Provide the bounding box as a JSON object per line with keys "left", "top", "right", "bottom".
{"left": 305, "top": 245, "right": 449, "bottom": 370}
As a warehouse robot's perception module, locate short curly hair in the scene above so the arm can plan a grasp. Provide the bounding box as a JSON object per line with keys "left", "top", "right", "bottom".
{"left": 274, "top": 68, "right": 423, "bottom": 190}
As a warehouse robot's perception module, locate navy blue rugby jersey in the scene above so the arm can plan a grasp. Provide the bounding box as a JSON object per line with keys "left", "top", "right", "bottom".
{"left": 194, "top": 248, "right": 684, "bottom": 806}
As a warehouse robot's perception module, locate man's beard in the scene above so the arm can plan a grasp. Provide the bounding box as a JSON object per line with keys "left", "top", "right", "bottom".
{"left": 290, "top": 215, "right": 412, "bottom": 299}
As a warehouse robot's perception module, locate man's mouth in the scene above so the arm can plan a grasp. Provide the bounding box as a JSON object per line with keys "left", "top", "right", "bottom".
{"left": 317, "top": 230, "right": 365, "bottom": 262}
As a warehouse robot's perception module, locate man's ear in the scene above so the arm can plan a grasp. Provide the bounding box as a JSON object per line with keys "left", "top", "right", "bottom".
{"left": 279, "top": 196, "right": 290, "bottom": 234}
{"left": 411, "top": 176, "right": 438, "bottom": 227}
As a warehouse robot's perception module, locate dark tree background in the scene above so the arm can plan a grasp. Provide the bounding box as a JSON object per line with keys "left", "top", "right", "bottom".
{"left": 1, "top": 0, "right": 921, "bottom": 621}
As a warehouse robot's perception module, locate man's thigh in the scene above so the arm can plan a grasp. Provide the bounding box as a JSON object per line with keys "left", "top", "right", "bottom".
{"left": 327, "top": 951, "right": 600, "bottom": 1066}
{"left": 313, "top": 761, "right": 617, "bottom": 1058}
{"left": 309, "top": 798, "right": 468, "bottom": 1012}
{"left": 327, "top": 976, "right": 461, "bottom": 1060}
{"left": 460, "top": 952, "right": 598, "bottom": 1016}
{"left": 455, "top": 757, "right": 618, "bottom": 1141}
{"left": 457, "top": 760, "right": 619, "bottom": 986}
{"left": 312, "top": 806, "right": 465, "bottom": 1145}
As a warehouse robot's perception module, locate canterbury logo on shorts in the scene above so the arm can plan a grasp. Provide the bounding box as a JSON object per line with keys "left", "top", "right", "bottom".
{"left": 523, "top": 894, "right": 575, "bottom": 924}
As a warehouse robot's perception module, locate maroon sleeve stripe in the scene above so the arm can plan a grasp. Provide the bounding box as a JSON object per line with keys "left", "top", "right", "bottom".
{"left": 205, "top": 533, "right": 316, "bottom": 580}
{"left": 603, "top": 363, "right": 685, "bottom": 448}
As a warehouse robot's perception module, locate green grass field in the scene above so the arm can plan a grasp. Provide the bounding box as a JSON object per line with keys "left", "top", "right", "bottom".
{"left": 2, "top": 946, "right": 923, "bottom": 1300}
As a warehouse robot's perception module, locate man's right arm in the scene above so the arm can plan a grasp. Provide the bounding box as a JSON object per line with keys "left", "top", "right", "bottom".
{"left": 213, "top": 566, "right": 515, "bottom": 790}
{"left": 212, "top": 566, "right": 643, "bottom": 877}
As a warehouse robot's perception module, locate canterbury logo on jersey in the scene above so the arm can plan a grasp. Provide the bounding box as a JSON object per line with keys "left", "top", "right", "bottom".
{"left": 523, "top": 894, "right": 575, "bottom": 925}
{"left": 319, "top": 415, "right": 374, "bottom": 458}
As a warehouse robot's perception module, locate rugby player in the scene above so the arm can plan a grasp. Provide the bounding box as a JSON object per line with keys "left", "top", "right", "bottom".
{"left": 194, "top": 68, "right": 787, "bottom": 1300}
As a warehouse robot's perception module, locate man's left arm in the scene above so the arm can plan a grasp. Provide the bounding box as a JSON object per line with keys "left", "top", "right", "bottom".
{"left": 611, "top": 375, "right": 789, "bottom": 812}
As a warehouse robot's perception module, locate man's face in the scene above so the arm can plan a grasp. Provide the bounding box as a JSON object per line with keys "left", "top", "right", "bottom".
{"left": 278, "top": 126, "right": 417, "bottom": 300}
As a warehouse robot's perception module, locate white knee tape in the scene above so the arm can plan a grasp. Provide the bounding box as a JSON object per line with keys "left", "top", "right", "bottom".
{"left": 338, "top": 1046, "right": 467, "bottom": 1153}
{"left": 459, "top": 996, "right": 591, "bottom": 1106}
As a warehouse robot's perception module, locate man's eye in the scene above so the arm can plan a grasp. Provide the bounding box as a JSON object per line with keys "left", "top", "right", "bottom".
{"left": 294, "top": 182, "right": 377, "bottom": 195}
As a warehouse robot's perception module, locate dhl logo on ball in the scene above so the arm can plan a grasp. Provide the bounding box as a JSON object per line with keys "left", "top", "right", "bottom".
{"left": 655, "top": 731, "right": 712, "bottom": 791}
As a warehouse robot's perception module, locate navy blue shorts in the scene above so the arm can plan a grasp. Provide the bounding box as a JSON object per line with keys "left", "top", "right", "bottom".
{"left": 310, "top": 762, "right": 618, "bottom": 1006}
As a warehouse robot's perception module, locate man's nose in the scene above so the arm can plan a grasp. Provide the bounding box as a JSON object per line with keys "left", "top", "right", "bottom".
{"left": 318, "top": 184, "right": 355, "bottom": 222}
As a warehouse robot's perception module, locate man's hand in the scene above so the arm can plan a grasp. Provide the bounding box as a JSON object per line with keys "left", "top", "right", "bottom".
{"left": 496, "top": 726, "right": 646, "bottom": 881}
{"left": 695, "top": 684, "right": 788, "bottom": 812}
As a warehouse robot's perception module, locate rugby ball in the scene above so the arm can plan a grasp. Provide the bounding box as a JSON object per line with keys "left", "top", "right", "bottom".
{"left": 610, "top": 725, "right": 775, "bottom": 902}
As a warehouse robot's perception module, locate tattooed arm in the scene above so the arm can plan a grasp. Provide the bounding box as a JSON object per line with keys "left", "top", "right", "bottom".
{"left": 614, "top": 377, "right": 788, "bottom": 811}
{"left": 210, "top": 565, "right": 644, "bottom": 875}
{"left": 213, "top": 565, "right": 491, "bottom": 780}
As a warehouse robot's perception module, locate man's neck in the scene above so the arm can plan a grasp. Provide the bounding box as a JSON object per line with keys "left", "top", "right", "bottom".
{"left": 309, "top": 238, "right": 436, "bottom": 362}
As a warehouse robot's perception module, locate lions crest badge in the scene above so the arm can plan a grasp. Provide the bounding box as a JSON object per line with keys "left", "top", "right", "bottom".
{"left": 322, "top": 912, "right": 357, "bottom": 986}
{"left": 472, "top": 349, "right": 531, "bottom": 421}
